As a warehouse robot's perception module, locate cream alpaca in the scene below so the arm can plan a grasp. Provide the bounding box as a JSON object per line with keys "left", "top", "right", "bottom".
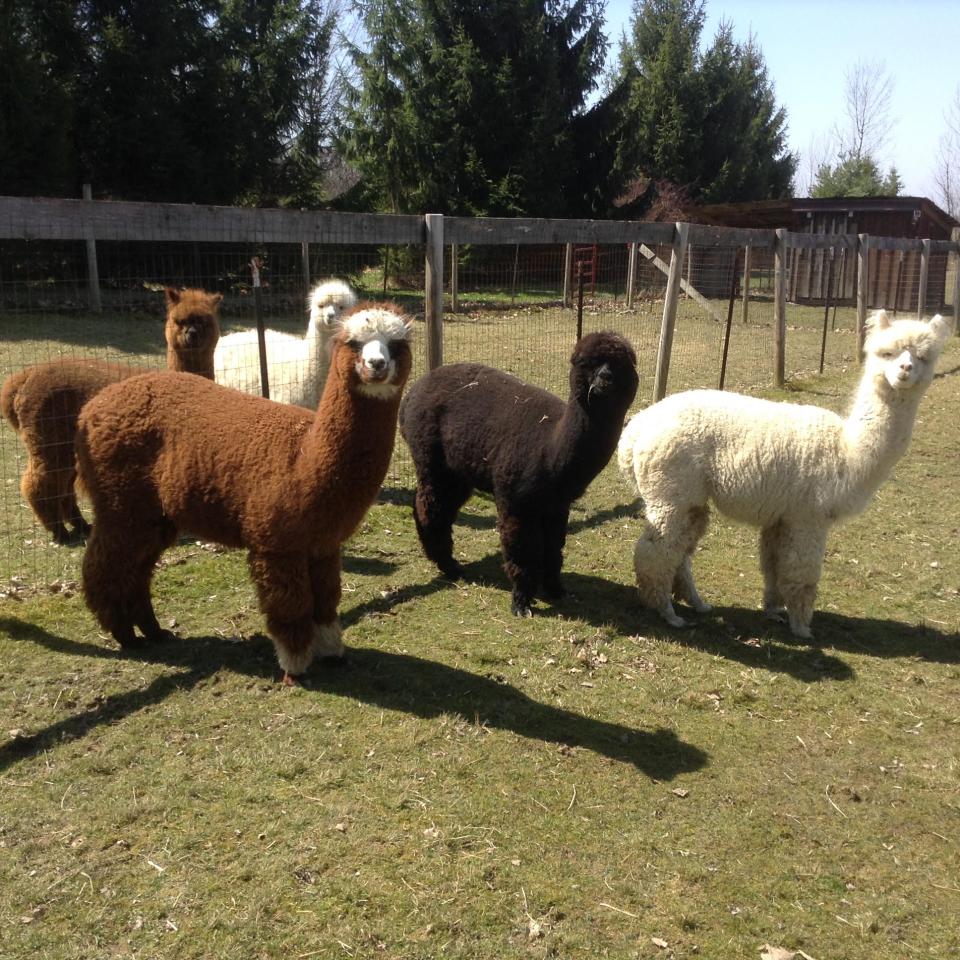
{"left": 617, "top": 311, "right": 951, "bottom": 638}
{"left": 214, "top": 278, "right": 357, "bottom": 408}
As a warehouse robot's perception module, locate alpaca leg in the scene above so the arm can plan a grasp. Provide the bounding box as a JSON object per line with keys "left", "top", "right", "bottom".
{"left": 775, "top": 524, "right": 828, "bottom": 640}
{"left": 540, "top": 509, "right": 570, "bottom": 599}
{"left": 499, "top": 512, "right": 542, "bottom": 617}
{"left": 21, "top": 457, "right": 71, "bottom": 544}
{"left": 412, "top": 475, "right": 472, "bottom": 579}
{"left": 308, "top": 551, "right": 345, "bottom": 660}
{"left": 671, "top": 506, "right": 712, "bottom": 613}
{"left": 249, "top": 551, "right": 317, "bottom": 683}
{"left": 64, "top": 466, "right": 91, "bottom": 538}
{"left": 759, "top": 523, "right": 787, "bottom": 620}
{"left": 632, "top": 504, "right": 703, "bottom": 628}
{"left": 82, "top": 516, "right": 174, "bottom": 647}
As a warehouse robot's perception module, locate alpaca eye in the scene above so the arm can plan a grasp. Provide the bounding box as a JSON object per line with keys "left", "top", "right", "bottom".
{"left": 879, "top": 350, "right": 894, "bottom": 359}
{"left": 346, "top": 339, "right": 360, "bottom": 349}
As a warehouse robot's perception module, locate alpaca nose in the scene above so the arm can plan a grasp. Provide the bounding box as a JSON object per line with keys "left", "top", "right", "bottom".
{"left": 184, "top": 326, "right": 199, "bottom": 346}
{"left": 367, "top": 356, "right": 386, "bottom": 372}
{"left": 900, "top": 358, "right": 913, "bottom": 372}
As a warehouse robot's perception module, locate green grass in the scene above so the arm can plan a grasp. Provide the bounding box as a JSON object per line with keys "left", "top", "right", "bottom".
{"left": 1, "top": 303, "right": 958, "bottom": 959}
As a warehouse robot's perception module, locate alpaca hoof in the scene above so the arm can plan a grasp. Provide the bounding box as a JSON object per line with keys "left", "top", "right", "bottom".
{"left": 281, "top": 672, "right": 305, "bottom": 687}
{"left": 690, "top": 599, "right": 713, "bottom": 614}
{"left": 790, "top": 623, "right": 814, "bottom": 641}
{"left": 660, "top": 610, "right": 688, "bottom": 629}
{"left": 50, "top": 526, "right": 73, "bottom": 546}
{"left": 439, "top": 561, "right": 466, "bottom": 581}
{"left": 764, "top": 606, "right": 788, "bottom": 623}
{"left": 511, "top": 599, "right": 534, "bottom": 618}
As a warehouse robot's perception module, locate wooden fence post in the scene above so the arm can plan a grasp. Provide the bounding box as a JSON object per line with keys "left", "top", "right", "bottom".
{"left": 82, "top": 183, "right": 102, "bottom": 313}
{"left": 450, "top": 243, "right": 459, "bottom": 313}
{"left": 424, "top": 214, "right": 444, "bottom": 369}
{"left": 301, "top": 239, "right": 310, "bottom": 300}
{"left": 562, "top": 242, "right": 573, "bottom": 308}
{"left": 626, "top": 241, "right": 638, "bottom": 308}
{"left": 917, "top": 237, "right": 931, "bottom": 319}
{"left": 773, "top": 228, "right": 786, "bottom": 387}
{"left": 652, "top": 222, "right": 689, "bottom": 402}
{"left": 740, "top": 244, "right": 751, "bottom": 324}
{"left": 951, "top": 227, "right": 960, "bottom": 333}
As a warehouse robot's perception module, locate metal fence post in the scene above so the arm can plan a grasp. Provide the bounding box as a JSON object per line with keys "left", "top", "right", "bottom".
{"left": 917, "top": 238, "right": 931, "bottom": 319}
{"left": 856, "top": 234, "right": 870, "bottom": 358}
{"left": 82, "top": 183, "right": 102, "bottom": 313}
{"left": 774, "top": 228, "right": 786, "bottom": 387}
{"left": 424, "top": 214, "right": 444, "bottom": 369}
{"left": 652, "top": 221, "right": 689, "bottom": 402}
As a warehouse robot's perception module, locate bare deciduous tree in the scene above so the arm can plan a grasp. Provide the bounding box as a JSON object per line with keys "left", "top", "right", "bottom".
{"left": 835, "top": 59, "right": 896, "bottom": 162}
{"left": 933, "top": 85, "right": 960, "bottom": 217}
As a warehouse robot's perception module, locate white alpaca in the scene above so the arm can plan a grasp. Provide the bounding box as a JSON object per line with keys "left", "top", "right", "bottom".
{"left": 617, "top": 311, "right": 951, "bottom": 639}
{"left": 214, "top": 279, "right": 357, "bottom": 408}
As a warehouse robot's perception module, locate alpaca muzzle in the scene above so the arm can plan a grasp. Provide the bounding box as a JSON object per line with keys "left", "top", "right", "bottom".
{"left": 588, "top": 363, "right": 614, "bottom": 400}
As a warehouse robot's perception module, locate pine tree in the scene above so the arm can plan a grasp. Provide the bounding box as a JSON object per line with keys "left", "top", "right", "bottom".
{"left": 340, "top": 0, "right": 608, "bottom": 216}
{"left": 613, "top": 0, "right": 795, "bottom": 206}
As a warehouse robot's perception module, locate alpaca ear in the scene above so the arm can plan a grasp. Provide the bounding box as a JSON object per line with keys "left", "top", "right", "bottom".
{"left": 165, "top": 287, "right": 181, "bottom": 306}
{"left": 866, "top": 309, "right": 891, "bottom": 332}
{"left": 209, "top": 292, "right": 224, "bottom": 307}
{"left": 928, "top": 314, "right": 952, "bottom": 342}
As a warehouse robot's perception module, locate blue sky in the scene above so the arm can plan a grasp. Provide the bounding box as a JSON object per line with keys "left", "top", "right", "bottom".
{"left": 602, "top": 0, "right": 959, "bottom": 201}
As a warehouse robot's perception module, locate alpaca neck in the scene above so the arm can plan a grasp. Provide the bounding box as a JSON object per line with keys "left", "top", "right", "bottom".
{"left": 840, "top": 376, "right": 923, "bottom": 508}
{"left": 169, "top": 347, "right": 214, "bottom": 380}
{"left": 295, "top": 370, "right": 400, "bottom": 512}
{"left": 549, "top": 397, "right": 620, "bottom": 494}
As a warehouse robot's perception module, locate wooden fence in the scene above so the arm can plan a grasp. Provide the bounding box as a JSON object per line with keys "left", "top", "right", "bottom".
{"left": 2, "top": 196, "right": 958, "bottom": 399}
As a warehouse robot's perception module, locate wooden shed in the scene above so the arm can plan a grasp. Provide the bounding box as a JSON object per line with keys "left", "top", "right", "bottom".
{"left": 691, "top": 196, "right": 958, "bottom": 309}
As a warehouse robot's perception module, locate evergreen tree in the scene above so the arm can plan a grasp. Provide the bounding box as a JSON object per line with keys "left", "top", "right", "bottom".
{"left": 812, "top": 153, "right": 902, "bottom": 198}
{"left": 340, "top": 0, "right": 608, "bottom": 217}
{"left": 0, "top": 1, "right": 81, "bottom": 195}
{"left": 613, "top": 0, "right": 795, "bottom": 206}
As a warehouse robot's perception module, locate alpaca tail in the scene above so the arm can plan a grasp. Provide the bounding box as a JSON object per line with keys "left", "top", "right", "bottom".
{"left": 616, "top": 412, "right": 643, "bottom": 490}
{"left": 307, "top": 279, "right": 358, "bottom": 336}
{"left": 0, "top": 368, "right": 29, "bottom": 432}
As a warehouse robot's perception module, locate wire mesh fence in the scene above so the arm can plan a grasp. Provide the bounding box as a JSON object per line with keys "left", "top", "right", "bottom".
{"left": 1, "top": 200, "right": 957, "bottom": 587}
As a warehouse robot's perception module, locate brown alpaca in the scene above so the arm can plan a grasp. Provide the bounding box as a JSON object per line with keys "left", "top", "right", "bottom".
{"left": 0, "top": 288, "right": 221, "bottom": 544}
{"left": 76, "top": 303, "right": 413, "bottom": 684}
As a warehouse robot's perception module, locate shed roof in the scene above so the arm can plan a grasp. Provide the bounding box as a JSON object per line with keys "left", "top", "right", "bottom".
{"left": 690, "top": 195, "right": 957, "bottom": 232}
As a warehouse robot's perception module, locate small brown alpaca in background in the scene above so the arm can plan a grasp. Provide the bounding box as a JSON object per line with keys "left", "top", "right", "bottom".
{"left": 0, "top": 287, "right": 221, "bottom": 543}
{"left": 76, "top": 303, "right": 413, "bottom": 685}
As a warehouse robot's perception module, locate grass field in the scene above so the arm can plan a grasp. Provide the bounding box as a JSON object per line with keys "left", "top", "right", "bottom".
{"left": 1, "top": 297, "right": 958, "bottom": 959}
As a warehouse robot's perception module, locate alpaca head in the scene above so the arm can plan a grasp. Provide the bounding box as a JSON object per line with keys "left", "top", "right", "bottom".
{"left": 862, "top": 310, "right": 950, "bottom": 396}
{"left": 308, "top": 279, "right": 359, "bottom": 331}
{"left": 164, "top": 287, "right": 222, "bottom": 363}
{"left": 569, "top": 331, "right": 639, "bottom": 413}
{"left": 331, "top": 303, "right": 413, "bottom": 400}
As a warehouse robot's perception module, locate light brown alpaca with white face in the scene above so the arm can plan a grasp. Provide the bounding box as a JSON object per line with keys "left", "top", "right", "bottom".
{"left": 76, "top": 304, "right": 413, "bottom": 684}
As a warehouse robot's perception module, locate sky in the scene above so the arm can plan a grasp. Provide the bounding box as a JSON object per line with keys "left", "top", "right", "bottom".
{"left": 602, "top": 0, "right": 959, "bottom": 201}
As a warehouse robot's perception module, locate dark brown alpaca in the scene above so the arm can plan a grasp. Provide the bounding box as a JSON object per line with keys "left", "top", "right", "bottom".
{"left": 0, "top": 287, "right": 221, "bottom": 543}
{"left": 76, "top": 304, "right": 413, "bottom": 684}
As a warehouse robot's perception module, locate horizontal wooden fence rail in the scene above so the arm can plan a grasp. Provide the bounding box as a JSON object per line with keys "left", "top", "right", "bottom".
{"left": 0, "top": 196, "right": 425, "bottom": 245}
{"left": 2, "top": 197, "right": 957, "bottom": 394}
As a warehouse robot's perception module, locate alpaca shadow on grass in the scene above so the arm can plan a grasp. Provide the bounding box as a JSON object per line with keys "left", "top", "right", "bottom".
{"left": 559, "top": 573, "right": 960, "bottom": 674}
{"left": 345, "top": 556, "right": 856, "bottom": 685}
{"left": 0, "top": 615, "right": 707, "bottom": 780}
{"left": 567, "top": 498, "right": 641, "bottom": 535}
